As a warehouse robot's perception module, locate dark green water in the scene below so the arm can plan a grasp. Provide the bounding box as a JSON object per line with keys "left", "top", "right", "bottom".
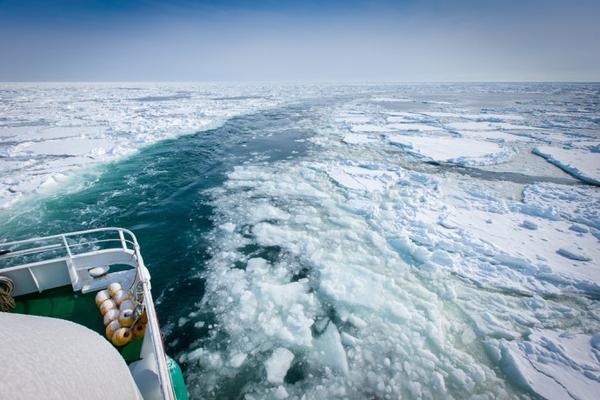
{"left": 0, "top": 103, "right": 314, "bottom": 382}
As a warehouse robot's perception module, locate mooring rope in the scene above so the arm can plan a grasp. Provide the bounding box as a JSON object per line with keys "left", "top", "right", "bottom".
{"left": 0, "top": 276, "right": 16, "bottom": 312}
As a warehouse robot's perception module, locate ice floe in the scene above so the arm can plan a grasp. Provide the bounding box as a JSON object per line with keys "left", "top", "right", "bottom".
{"left": 502, "top": 330, "right": 600, "bottom": 400}
{"left": 265, "top": 348, "right": 295, "bottom": 384}
{"left": 447, "top": 121, "right": 539, "bottom": 131}
{"left": 522, "top": 183, "right": 600, "bottom": 229}
{"left": 534, "top": 146, "right": 600, "bottom": 185}
{"left": 388, "top": 135, "right": 513, "bottom": 166}
{"left": 341, "top": 134, "right": 377, "bottom": 144}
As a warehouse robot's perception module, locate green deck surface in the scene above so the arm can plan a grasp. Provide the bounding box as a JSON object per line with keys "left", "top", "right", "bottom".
{"left": 13, "top": 285, "right": 143, "bottom": 363}
{"left": 13, "top": 285, "right": 189, "bottom": 399}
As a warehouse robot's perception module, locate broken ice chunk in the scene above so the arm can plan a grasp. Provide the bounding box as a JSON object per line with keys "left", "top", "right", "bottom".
{"left": 556, "top": 248, "right": 592, "bottom": 262}
{"left": 313, "top": 323, "right": 349, "bottom": 375}
{"left": 265, "top": 348, "right": 295, "bottom": 384}
{"left": 520, "top": 220, "right": 538, "bottom": 230}
{"left": 229, "top": 352, "right": 247, "bottom": 368}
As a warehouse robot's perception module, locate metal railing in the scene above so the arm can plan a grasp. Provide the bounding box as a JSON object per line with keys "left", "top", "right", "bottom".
{"left": 0, "top": 227, "right": 136, "bottom": 265}
{"left": 0, "top": 227, "right": 175, "bottom": 400}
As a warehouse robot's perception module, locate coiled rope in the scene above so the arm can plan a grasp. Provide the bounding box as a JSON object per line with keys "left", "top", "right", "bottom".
{"left": 0, "top": 276, "right": 16, "bottom": 312}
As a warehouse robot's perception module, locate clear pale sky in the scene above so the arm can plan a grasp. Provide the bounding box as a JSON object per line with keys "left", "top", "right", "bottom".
{"left": 0, "top": 0, "right": 599, "bottom": 82}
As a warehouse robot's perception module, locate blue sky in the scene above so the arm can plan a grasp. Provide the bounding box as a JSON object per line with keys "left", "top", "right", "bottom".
{"left": 0, "top": 0, "right": 599, "bottom": 81}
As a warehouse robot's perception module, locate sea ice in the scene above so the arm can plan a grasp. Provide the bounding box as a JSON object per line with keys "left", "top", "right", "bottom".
{"left": 350, "top": 124, "right": 390, "bottom": 133}
{"left": 522, "top": 183, "right": 600, "bottom": 229}
{"left": 458, "top": 130, "right": 527, "bottom": 142}
{"left": 448, "top": 121, "right": 539, "bottom": 131}
{"left": 387, "top": 123, "right": 443, "bottom": 131}
{"left": 311, "top": 322, "right": 349, "bottom": 375}
{"left": 342, "top": 133, "right": 377, "bottom": 144}
{"left": 265, "top": 348, "right": 295, "bottom": 384}
{"left": 502, "top": 331, "right": 600, "bottom": 400}
{"left": 533, "top": 146, "right": 600, "bottom": 185}
{"left": 388, "top": 135, "right": 512, "bottom": 166}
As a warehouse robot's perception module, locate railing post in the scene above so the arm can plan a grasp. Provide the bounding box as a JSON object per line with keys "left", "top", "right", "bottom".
{"left": 62, "top": 234, "right": 80, "bottom": 291}
{"left": 118, "top": 230, "right": 127, "bottom": 251}
{"left": 61, "top": 235, "right": 72, "bottom": 257}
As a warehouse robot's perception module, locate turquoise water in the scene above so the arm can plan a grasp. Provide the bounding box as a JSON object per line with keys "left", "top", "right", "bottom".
{"left": 0, "top": 103, "right": 314, "bottom": 383}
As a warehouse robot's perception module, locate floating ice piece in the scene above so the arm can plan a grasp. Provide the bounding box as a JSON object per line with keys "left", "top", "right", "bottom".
{"left": 387, "top": 123, "right": 443, "bottom": 132}
{"left": 265, "top": 348, "right": 295, "bottom": 384}
{"left": 533, "top": 146, "right": 600, "bottom": 185}
{"left": 458, "top": 130, "right": 526, "bottom": 142}
{"left": 229, "top": 352, "right": 247, "bottom": 368}
{"left": 383, "top": 111, "right": 421, "bottom": 118}
{"left": 557, "top": 248, "right": 592, "bottom": 262}
{"left": 386, "top": 116, "right": 415, "bottom": 123}
{"left": 520, "top": 220, "right": 538, "bottom": 230}
{"left": 219, "top": 222, "right": 236, "bottom": 233}
{"left": 423, "top": 112, "right": 525, "bottom": 121}
{"left": 371, "top": 97, "right": 412, "bottom": 102}
{"left": 325, "top": 165, "right": 399, "bottom": 192}
{"left": 342, "top": 134, "right": 377, "bottom": 144}
{"left": 10, "top": 138, "right": 114, "bottom": 157}
{"left": 334, "top": 115, "right": 371, "bottom": 123}
{"left": 443, "top": 207, "right": 600, "bottom": 289}
{"left": 523, "top": 183, "right": 600, "bottom": 229}
{"left": 448, "top": 121, "right": 538, "bottom": 131}
{"left": 312, "top": 323, "right": 349, "bottom": 375}
{"left": 351, "top": 124, "right": 390, "bottom": 133}
{"left": 347, "top": 315, "right": 368, "bottom": 329}
{"left": 570, "top": 224, "right": 589, "bottom": 234}
{"left": 273, "top": 386, "right": 289, "bottom": 399}
{"left": 389, "top": 135, "right": 512, "bottom": 166}
{"left": 423, "top": 100, "right": 451, "bottom": 105}
{"left": 502, "top": 331, "right": 600, "bottom": 400}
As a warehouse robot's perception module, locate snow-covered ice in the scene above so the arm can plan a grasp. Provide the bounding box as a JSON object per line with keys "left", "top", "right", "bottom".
{"left": 389, "top": 135, "right": 513, "bottom": 166}
{"left": 447, "top": 121, "right": 540, "bottom": 131}
{"left": 265, "top": 348, "right": 295, "bottom": 384}
{"left": 534, "top": 146, "right": 600, "bottom": 185}
{"left": 341, "top": 133, "right": 377, "bottom": 144}
{"left": 502, "top": 331, "right": 600, "bottom": 400}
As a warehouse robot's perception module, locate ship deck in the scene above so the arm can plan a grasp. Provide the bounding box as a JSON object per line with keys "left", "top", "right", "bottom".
{"left": 13, "top": 285, "right": 144, "bottom": 363}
